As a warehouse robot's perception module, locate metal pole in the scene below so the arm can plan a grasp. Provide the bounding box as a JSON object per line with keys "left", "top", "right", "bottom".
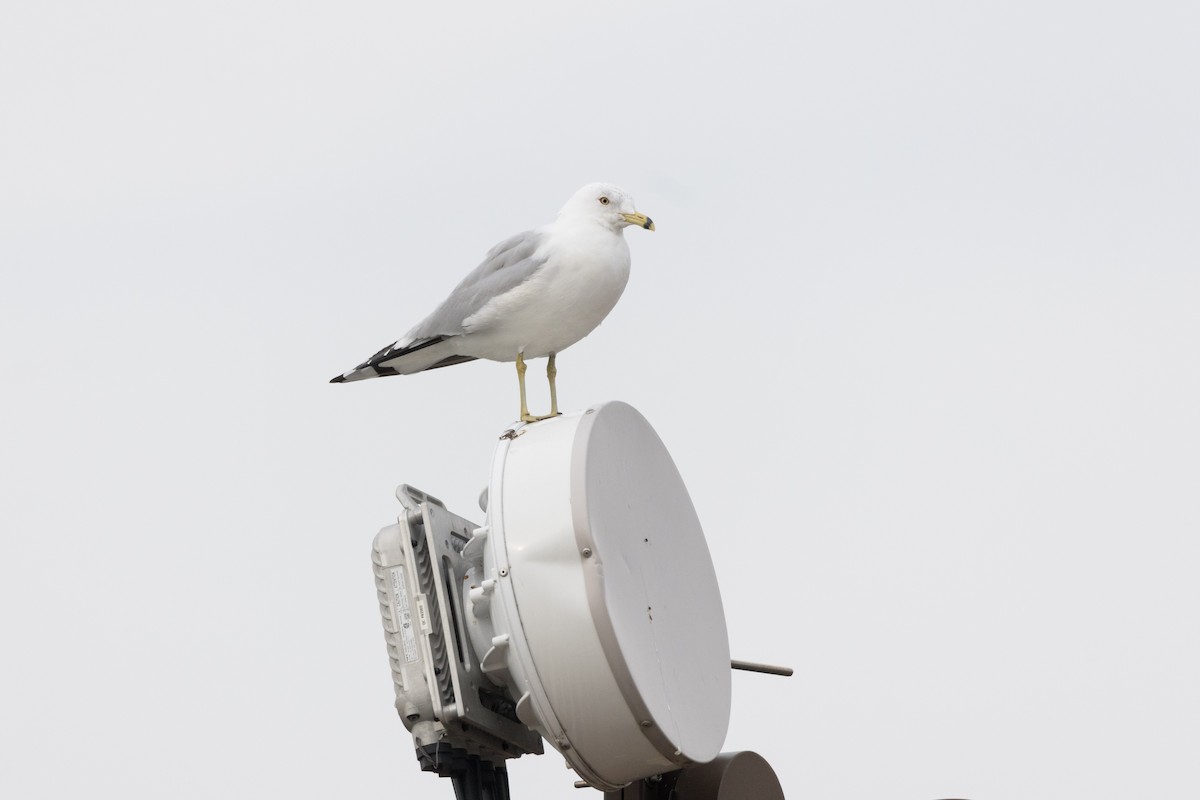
{"left": 731, "top": 659, "right": 794, "bottom": 677}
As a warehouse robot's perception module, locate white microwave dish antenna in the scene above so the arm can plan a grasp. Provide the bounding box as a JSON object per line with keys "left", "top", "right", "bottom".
{"left": 372, "top": 401, "right": 764, "bottom": 798}
{"left": 474, "top": 401, "right": 731, "bottom": 789}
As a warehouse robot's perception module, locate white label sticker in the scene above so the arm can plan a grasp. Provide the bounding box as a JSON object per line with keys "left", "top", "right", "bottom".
{"left": 415, "top": 594, "right": 432, "bottom": 634}
{"left": 389, "top": 567, "right": 419, "bottom": 664}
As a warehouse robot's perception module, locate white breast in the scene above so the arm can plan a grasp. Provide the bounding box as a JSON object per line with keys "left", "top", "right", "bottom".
{"left": 459, "top": 222, "right": 632, "bottom": 362}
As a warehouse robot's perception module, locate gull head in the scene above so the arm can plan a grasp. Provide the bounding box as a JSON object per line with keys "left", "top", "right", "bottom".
{"left": 558, "top": 182, "right": 655, "bottom": 232}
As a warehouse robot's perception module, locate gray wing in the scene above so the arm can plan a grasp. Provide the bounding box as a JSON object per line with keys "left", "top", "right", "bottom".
{"left": 405, "top": 229, "right": 549, "bottom": 341}
{"left": 329, "top": 230, "right": 549, "bottom": 384}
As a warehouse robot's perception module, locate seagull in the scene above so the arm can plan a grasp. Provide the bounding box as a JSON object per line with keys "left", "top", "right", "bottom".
{"left": 330, "top": 182, "right": 654, "bottom": 422}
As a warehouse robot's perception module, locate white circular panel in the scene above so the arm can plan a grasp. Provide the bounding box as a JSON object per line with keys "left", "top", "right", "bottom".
{"left": 574, "top": 403, "right": 732, "bottom": 760}
{"left": 482, "top": 401, "right": 730, "bottom": 790}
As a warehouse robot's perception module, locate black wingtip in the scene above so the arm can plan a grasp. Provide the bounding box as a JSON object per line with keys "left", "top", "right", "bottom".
{"left": 329, "top": 374, "right": 347, "bottom": 384}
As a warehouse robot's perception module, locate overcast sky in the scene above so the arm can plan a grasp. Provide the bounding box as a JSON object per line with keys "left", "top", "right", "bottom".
{"left": 2, "top": 2, "right": 1198, "bottom": 798}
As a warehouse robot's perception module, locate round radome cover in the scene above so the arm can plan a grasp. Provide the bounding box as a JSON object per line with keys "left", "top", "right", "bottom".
{"left": 488, "top": 401, "right": 730, "bottom": 788}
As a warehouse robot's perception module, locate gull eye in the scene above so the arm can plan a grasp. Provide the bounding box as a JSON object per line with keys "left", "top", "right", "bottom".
{"left": 599, "top": 196, "right": 610, "bottom": 205}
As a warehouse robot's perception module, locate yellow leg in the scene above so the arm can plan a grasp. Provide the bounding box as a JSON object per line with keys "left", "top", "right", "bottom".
{"left": 515, "top": 353, "right": 561, "bottom": 423}
{"left": 547, "top": 354, "right": 560, "bottom": 417}
{"left": 516, "top": 353, "right": 534, "bottom": 422}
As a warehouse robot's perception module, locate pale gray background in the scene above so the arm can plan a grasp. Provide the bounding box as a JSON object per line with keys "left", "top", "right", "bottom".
{"left": 2, "top": 1, "right": 1198, "bottom": 798}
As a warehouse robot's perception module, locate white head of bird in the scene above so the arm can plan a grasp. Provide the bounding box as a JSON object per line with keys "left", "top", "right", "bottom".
{"left": 557, "top": 182, "right": 656, "bottom": 233}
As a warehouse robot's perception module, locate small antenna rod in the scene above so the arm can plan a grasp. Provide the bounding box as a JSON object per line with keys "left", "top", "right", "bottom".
{"left": 731, "top": 659, "right": 793, "bottom": 677}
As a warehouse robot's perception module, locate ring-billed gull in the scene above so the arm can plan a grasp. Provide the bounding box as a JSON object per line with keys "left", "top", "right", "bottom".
{"left": 330, "top": 182, "right": 654, "bottom": 422}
